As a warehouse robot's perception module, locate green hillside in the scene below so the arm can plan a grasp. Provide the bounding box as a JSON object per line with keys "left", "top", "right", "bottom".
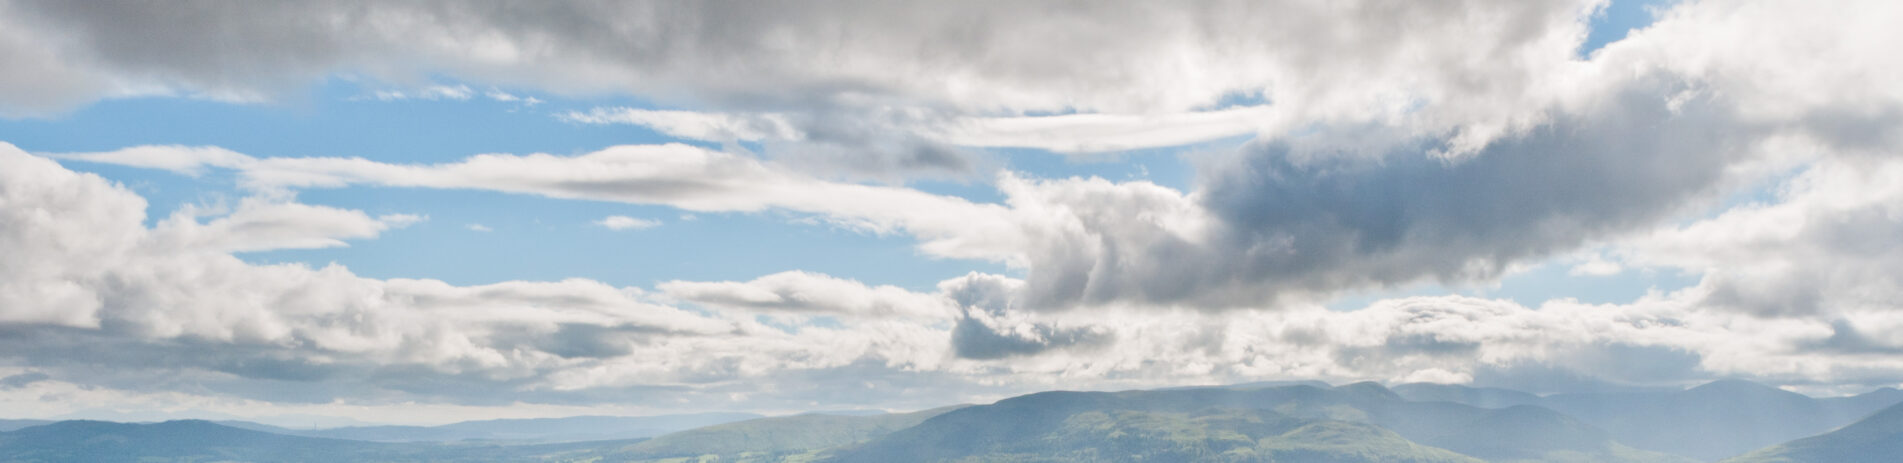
{"left": 0, "top": 420, "right": 630, "bottom": 463}
{"left": 593, "top": 406, "right": 968, "bottom": 462}
{"left": 827, "top": 384, "right": 1689, "bottom": 463}
{"left": 1722, "top": 402, "right": 1903, "bottom": 463}
{"left": 832, "top": 406, "right": 1480, "bottom": 463}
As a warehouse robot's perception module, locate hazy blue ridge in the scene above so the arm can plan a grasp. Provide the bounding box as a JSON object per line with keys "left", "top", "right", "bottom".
{"left": 1722, "top": 401, "right": 1903, "bottom": 463}
{"left": 218, "top": 412, "right": 762, "bottom": 443}
{"left": 827, "top": 382, "right": 1689, "bottom": 463}
{"left": 1396, "top": 379, "right": 1903, "bottom": 460}
{"left": 0, "top": 380, "right": 1889, "bottom": 463}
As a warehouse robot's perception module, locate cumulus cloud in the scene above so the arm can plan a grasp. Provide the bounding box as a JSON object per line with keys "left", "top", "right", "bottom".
{"left": 9, "top": 141, "right": 1903, "bottom": 415}
{"left": 4, "top": 0, "right": 1903, "bottom": 417}
{"left": 1616, "top": 158, "right": 1903, "bottom": 317}
{"left": 1, "top": 144, "right": 745, "bottom": 397}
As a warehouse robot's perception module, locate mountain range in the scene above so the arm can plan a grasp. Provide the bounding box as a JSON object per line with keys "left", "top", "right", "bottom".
{"left": 1, "top": 380, "right": 1899, "bottom": 463}
{"left": 214, "top": 412, "right": 762, "bottom": 443}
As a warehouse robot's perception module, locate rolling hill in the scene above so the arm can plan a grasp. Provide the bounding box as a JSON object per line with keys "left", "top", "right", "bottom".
{"left": 3, "top": 381, "right": 1893, "bottom": 462}
{"left": 0, "top": 420, "right": 394, "bottom": 463}
{"left": 828, "top": 383, "right": 1689, "bottom": 463}
{"left": 220, "top": 412, "right": 761, "bottom": 443}
{"left": 1721, "top": 402, "right": 1903, "bottom": 463}
{"left": 598, "top": 405, "right": 968, "bottom": 462}
{"left": 1395, "top": 380, "right": 1903, "bottom": 461}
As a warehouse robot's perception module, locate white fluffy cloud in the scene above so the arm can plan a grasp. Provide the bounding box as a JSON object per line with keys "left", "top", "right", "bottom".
{"left": 7, "top": 141, "right": 1903, "bottom": 418}
{"left": 37, "top": 1, "right": 1903, "bottom": 313}
{"left": 3, "top": 0, "right": 1903, "bottom": 418}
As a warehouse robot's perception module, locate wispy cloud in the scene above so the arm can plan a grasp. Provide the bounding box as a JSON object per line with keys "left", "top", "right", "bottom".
{"left": 595, "top": 215, "right": 660, "bottom": 231}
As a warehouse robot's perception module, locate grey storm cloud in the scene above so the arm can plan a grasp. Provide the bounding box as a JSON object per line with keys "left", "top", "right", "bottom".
{"left": 949, "top": 316, "right": 1111, "bottom": 361}
{"left": 940, "top": 273, "right": 1112, "bottom": 360}
{"left": 1014, "top": 78, "right": 1751, "bottom": 309}
{"left": 0, "top": 0, "right": 1591, "bottom": 112}
{"left": 0, "top": 371, "right": 47, "bottom": 389}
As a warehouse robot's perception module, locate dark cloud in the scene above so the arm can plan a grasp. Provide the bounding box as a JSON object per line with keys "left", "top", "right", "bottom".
{"left": 1808, "top": 320, "right": 1903, "bottom": 355}
{"left": 942, "top": 272, "right": 1111, "bottom": 360}
{"left": 0, "top": 371, "right": 47, "bottom": 389}
{"left": 1019, "top": 77, "right": 1752, "bottom": 309}
{"left": 949, "top": 315, "right": 1111, "bottom": 360}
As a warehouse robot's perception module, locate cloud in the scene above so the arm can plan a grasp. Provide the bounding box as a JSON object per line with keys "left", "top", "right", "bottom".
{"left": 49, "top": 145, "right": 255, "bottom": 176}
{"left": 150, "top": 199, "right": 420, "bottom": 253}
{"left": 1616, "top": 157, "right": 1903, "bottom": 317}
{"left": 594, "top": 215, "right": 660, "bottom": 231}
{"left": 0, "top": 0, "right": 1595, "bottom": 116}
{"left": 564, "top": 104, "right": 1272, "bottom": 154}
{"left": 371, "top": 84, "right": 473, "bottom": 101}
{"left": 10, "top": 142, "right": 1903, "bottom": 414}
{"left": 561, "top": 107, "right": 799, "bottom": 143}
{"left": 5, "top": 0, "right": 1903, "bottom": 417}
{"left": 50, "top": 142, "right": 1029, "bottom": 266}
{"left": 482, "top": 89, "right": 540, "bottom": 105}
{"left": 465, "top": 223, "right": 493, "bottom": 232}
{"left": 0, "top": 144, "right": 746, "bottom": 392}
{"left": 0, "top": 0, "right": 1609, "bottom": 179}
{"left": 0, "top": 371, "right": 48, "bottom": 389}
{"left": 660, "top": 271, "right": 957, "bottom": 319}
{"left": 22, "top": 0, "right": 1900, "bottom": 312}
{"left": 940, "top": 273, "right": 1110, "bottom": 360}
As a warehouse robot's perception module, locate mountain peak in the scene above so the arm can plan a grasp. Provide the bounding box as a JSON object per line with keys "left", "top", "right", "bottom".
{"left": 1336, "top": 381, "right": 1400, "bottom": 399}
{"left": 1687, "top": 379, "right": 1798, "bottom": 397}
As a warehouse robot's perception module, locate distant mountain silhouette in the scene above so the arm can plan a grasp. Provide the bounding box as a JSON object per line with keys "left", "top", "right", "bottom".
{"left": 0, "top": 419, "right": 51, "bottom": 432}
{"left": 0, "top": 420, "right": 389, "bottom": 462}
{"left": 600, "top": 406, "right": 966, "bottom": 461}
{"left": 222, "top": 412, "right": 761, "bottom": 443}
{"left": 1723, "top": 402, "right": 1903, "bottom": 463}
{"left": 835, "top": 404, "right": 1481, "bottom": 463}
{"left": 0, "top": 419, "right": 659, "bottom": 462}
{"left": 1393, "top": 383, "right": 1544, "bottom": 409}
{"left": 829, "top": 383, "right": 1687, "bottom": 463}
{"left": 3, "top": 381, "right": 1895, "bottom": 462}
{"left": 1394, "top": 380, "right": 1903, "bottom": 461}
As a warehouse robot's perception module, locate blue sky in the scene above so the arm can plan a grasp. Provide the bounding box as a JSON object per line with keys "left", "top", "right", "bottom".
{"left": 1, "top": 0, "right": 1899, "bottom": 425}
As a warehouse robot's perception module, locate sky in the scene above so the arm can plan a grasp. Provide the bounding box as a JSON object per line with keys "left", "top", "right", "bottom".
{"left": 0, "top": 0, "right": 1900, "bottom": 427}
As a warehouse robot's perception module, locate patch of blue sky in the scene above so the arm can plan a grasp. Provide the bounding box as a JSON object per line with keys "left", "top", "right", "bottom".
{"left": 1194, "top": 90, "right": 1270, "bottom": 111}
{"left": 1581, "top": 0, "right": 1674, "bottom": 58}
{"left": 984, "top": 135, "right": 1241, "bottom": 191}
{"left": 1473, "top": 259, "right": 1702, "bottom": 307}
{"left": 255, "top": 184, "right": 1009, "bottom": 291}
{"left": 1, "top": 78, "right": 1008, "bottom": 291}
{"left": 0, "top": 79, "right": 659, "bottom": 161}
